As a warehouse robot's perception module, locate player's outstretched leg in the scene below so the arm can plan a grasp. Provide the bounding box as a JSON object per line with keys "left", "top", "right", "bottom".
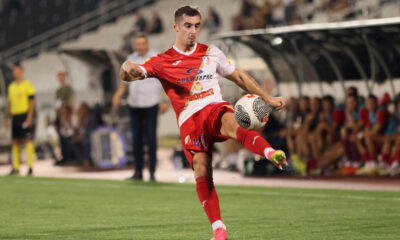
{"left": 220, "top": 112, "right": 287, "bottom": 169}
{"left": 192, "top": 152, "right": 227, "bottom": 240}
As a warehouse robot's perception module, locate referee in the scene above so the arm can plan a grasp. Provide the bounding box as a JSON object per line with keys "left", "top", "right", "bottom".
{"left": 5, "top": 65, "right": 36, "bottom": 175}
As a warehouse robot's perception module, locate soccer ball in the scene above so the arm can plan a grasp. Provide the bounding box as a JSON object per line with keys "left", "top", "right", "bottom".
{"left": 234, "top": 94, "right": 273, "bottom": 130}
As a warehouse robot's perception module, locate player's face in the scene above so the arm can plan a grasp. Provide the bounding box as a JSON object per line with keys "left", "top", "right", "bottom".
{"left": 367, "top": 97, "right": 377, "bottom": 112}
{"left": 310, "top": 97, "right": 321, "bottom": 113}
{"left": 133, "top": 37, "right": 149, "bottom": 56}
{"left": 299, "top": 97, "right": 309, "bottom": 113}
{"left": 346, "top": 96, "right": 357, "bottom": 111}
{"left": 58, "top": 72, "right": 66, "bottom": 85}
{"left": 174, "top": 14, "right": 201, "bottom": 47}
{"left": 13, "top": 66, "right": 24, "bottom": 80}
{"left": 322, "top": 99, "right": 333, "bottom": 112}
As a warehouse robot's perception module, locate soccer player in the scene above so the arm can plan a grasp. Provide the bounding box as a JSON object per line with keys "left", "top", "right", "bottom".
{"left": 4, "top": 65, "right": 36, "bottom": 175}
{"left": 120, "top": 6, "right": 287, "bottom": 240}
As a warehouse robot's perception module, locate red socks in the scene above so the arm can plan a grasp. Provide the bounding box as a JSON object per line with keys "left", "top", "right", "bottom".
{"left": 361, "top": 153, "right": 370, "bottom": 163}
{"left": 381, "top": 153, "right": 390, "bottom": 164}
{"left": 236, "top": 127, "right": 271, "bottom": 156}
{"left": 196, "top": 177, "right": 221, "bottom": 224}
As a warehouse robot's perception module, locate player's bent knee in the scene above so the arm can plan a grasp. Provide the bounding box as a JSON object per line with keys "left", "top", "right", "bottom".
{"left": 221, "top": 112, "right": 239, "bottom": 138}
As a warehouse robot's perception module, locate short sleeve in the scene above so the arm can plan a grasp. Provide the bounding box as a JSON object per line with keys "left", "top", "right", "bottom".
{"left": 26, "top": 82, "right": 35, "bottom": 96}
{"left": 68, "top": 86, "right": 74, "bottom": 96}
{"left": 212, "top": 45, "right": 235, "bottom": 77}
{"left": 360, "top": 108, "right": 369, "bottom": 126}
{"left": 378, "top": 110, "right": 389, "bottom": 125}
{"left": 7, "top": 85, "right": 11, "bottom": 101}
{"left": 140, "top": 56, "right": 161, "bottom": 78}
{"left": 332, "top": 109, "right": 344, "bottom": 124}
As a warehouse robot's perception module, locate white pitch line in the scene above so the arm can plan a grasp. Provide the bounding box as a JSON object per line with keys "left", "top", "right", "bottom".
{"left": 7, "top": 178, "right": 400, "bottom": 202}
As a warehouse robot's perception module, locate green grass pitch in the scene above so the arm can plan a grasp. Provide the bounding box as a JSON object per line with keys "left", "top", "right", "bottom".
{"left": 0, "top": 176, "right": 399, "bottom": 240}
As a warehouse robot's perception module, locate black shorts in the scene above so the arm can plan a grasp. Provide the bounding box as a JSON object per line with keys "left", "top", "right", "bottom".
{"left": 12, "top": 113, "right": 35, "bottom": 139}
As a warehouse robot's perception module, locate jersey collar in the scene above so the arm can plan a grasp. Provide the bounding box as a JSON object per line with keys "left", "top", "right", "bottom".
{"left": 172, "top": 42, "right": 197, "bottom": 56}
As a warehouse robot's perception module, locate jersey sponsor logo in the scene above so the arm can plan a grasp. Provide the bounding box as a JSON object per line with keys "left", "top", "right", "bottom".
{"left": 176, "top": 74, "right": 213, "bottom": 84}
{"left": 193, "top": 82, "right": 203, "bottom": 92}
{"left": 184, "top": 88, "right": 214, "bottom": 103}
{"left": 186, "top": 67, "right": 203, "bottom": 76}
{"left": 172, "top": 60, "right": 182, "bottom": 66}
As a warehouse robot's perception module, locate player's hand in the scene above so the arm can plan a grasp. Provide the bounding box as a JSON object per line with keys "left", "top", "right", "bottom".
{"left": 159, "top": 102, "right": 169, "bottom": 114}
{"left": 265, "top": 96, "right": 285, "bottom": 112}
{"left": 4, "top": 118, "right": 9, "bottom": 129}
{"left": 120, "top": 61, "right": 145, "bottom": 82}
{"left": 112, "top": 94, "right": 120, "bottom": 109}
{"left": 23, "top": 118, "right": 32, "bottom": 128}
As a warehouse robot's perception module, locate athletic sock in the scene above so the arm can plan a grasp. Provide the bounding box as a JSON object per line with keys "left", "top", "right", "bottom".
{"left": 381, "top": 153, "right": 390, "bottom": 165}
{"left": 195, "top": 177, "right": 221, "bottom": 226}
{"left": 236, "top": 127, "right": 271, "bottom": 157}
{"left": 342, "top": 139, "right": 352, "bottom": 161}
{"left": 26, "top": 141, "right": 35, "bottom": 169}
{"left": 368, "top": 152, "right": 376, "bottom": 162}
{"left": 211, "top": 220, "right": 226, "bottom": 231}
{"left": 361, "top": 153, "right": 369, "bottom": 163}
{"left": 12, "top": 144, "right": 20, "bottom": 171}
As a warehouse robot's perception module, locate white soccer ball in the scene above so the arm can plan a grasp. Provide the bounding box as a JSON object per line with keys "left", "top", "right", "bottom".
{"left": 234, "top": 94, "right": 273, "bottom": 130}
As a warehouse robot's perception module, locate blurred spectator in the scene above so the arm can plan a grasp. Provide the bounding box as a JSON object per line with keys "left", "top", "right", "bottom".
{"left": 374, "top": 93, "right": 398, "bottom": 175}
{"left": 260, "top": 0, "right": 275, "bottom": 27}
{"left": 309, "top": 95, "right": 343, "bottom": 171}
{"left": 120, "top": 33, "right": 134, "bottom": 56}
{"left": 232, "top": 0, "right": 257, "bottom": 30}
{"left": 134, "top": 11, "right": 147, "bottom": 33}
{"left": 281, "top": 97, "right": 298, "bottom": 130}
{"left": 356, "top": 94, "right": 389, "bottom": 175}
{"left": 54, "top": 70, "right": 74, "bottom": 165}
{"left": 204, "top": 7, "right": 221, "bottom": 34}
{"left": 146, "top": 11, "right": 163, "bottom": 34}
{"left": 71, "top": 102, "right": 92, "bottom": 165}
{"left": 272, "top": 0, "right": 286, "bottom": 25}
{"left": 112, "top": 34, "right": 168, "bottom": 181}
{"left": 287, "top": 96, "right": 310, "bottom": 175}
{"left": 336, "top": 93, "right": 362, "bottom": 175}
{"left": 283, "top": 0, "right": 300, "bottom": 25}
{"left": 57, "top": 105, "right": 75, "bottom": 164}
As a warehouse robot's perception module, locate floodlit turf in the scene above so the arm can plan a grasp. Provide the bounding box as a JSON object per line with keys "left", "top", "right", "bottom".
{"left": 0, "top": 176, "right": 399, "bottom": 240}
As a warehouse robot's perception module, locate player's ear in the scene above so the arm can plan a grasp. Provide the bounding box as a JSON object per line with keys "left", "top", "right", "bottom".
{"left": 173, "top": 22, "right": 179, "bottom": 32}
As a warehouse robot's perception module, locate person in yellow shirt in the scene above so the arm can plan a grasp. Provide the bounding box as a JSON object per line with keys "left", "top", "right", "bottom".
{"left": 4, "top": 65, "right": 36, "bottom": 175}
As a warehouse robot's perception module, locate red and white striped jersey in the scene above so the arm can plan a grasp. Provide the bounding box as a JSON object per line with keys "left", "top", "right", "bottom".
{"left": 139, "top": 43, "right": 235, "bottom": 127}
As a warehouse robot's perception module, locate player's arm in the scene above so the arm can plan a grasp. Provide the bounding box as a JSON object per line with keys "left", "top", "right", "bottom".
{"left": 225, "top": 69, "right": 285, "bottom": 111}
{"left": 25, "top": 96, "right": 35, "bottom": 128}
{"left": 120, "top": 60, "right": 146, "bottom": 82}
{"left": 159, "top": 91, "right": 169, "bottom": 114}
{"left": 112, "top": 83, "right": 128, "bottom": 109}
{"left": 4, "top": 102, "right": 11, "bottom": 128}
{"left": 371, "top": 111, "right": 388, "bottom": 135}
{"left": 68, "top": 88, "right": 75, "bottom": 108}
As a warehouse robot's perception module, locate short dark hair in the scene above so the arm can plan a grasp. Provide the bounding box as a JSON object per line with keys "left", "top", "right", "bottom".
{"left": 347, "top": 93, "right": 358, "bottom": 100}
{"left": 346, "top": 86, "right": 358, "bottom": 96}
{"left": 13, "top": 64, "right": 23, "bottom": 70}
{"left": 368, "top": 94, "right": 377, "bottom": 102}
{"left": 174, "top": 6, "right": 201, "bottom": 22}
{"left": 322, "top": 95, "right": 334, "bottom": 104}
{"left": 134, "top": 33, "right": 148, "bottom": 41}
